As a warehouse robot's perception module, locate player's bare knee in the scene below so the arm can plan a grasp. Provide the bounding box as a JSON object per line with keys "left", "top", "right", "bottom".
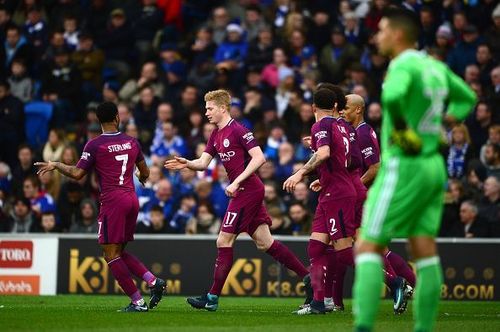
{"left": 255, "top": 238, "right": 272, "bottom": 251}
{"left": 216, "top": 232, "right": 235, "bottom": 248}
{"left": 409, "top": 237, "right": 437, "bottom": 259}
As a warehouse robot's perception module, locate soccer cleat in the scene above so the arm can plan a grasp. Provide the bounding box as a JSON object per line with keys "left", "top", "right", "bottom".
{"left": 302, "top": 274, "right": 313, "bottom": 305}
{"left": 293, "top": 300, "right": 326, "bottom": 315}
{"left": 324, "top": 298, "right": 344, "bottom": 313}
{"left": 119, "top": 302, "right": 149, "bottom": 312}
{"left": 149, "top": 278, "right": 167, "bottom": 309}
{"left": 187, "top": 293, "right": 218, "bottom": 311}
{"left": 392, "top": 277, "right": 411, "bottom": 314}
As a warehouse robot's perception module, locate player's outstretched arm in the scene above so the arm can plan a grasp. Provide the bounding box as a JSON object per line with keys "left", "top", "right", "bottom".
{"left": 34, "top": 161, "right": 87, "bottom": 180}
{"left": 283, "top": 145, "right": 329, "bottom": 193}
{"left": 164, "top": 152, "right": 213, "bottom": 171}
{"left": 135, "top": 159, "right": 149, "bottom": 186}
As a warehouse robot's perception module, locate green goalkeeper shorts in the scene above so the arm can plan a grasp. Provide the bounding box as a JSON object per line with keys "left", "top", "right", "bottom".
{"left": 360, "top": 154, "right": 447, "bottom": 246}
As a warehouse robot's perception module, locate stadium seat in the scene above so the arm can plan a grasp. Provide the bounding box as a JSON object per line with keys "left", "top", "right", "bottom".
{"left": 24, "top": 101, "right": 53, "bottom": 149}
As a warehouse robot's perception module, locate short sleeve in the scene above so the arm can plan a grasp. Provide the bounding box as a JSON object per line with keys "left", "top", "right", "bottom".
{"left": 204, "top": 129, "right": 217, "bottom": 157}
{"left": 313, "top": 119, "right": 332, "bottom": 148}
{"left": 358, "top": 128, "right": 380, "bottom": 166}
{"left": 76, "top": 140, "right": 97, "bottom": 171}
{"left": 237, "top": 125, "right": 258, "bottom": 152}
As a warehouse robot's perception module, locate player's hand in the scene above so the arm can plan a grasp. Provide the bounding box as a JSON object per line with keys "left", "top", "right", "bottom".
{"left": 225, "top": 182, "right": 240, "bottom": 197}
{"left": 34, "top": 161, "right": 56, "bottom": 176}
{"left": 391, "top": 128, "right": 422, "bottom": 155}
{"left": 309, "top": 179, "right": 322, "bottom": 192}
{"left": 135, "top": 170, "right": 147, "bottom": 187}
{"left": 302, "top": 136, "right": 312, "bottom": 148}
{"left": 164, "top": 156, "right": 188, "bottom": 170}
{"left": 283, "top": 173, "right": 303, "bottom": 193}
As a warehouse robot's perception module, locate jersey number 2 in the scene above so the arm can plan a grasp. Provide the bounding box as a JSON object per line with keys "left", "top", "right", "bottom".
{"left": 115, "top": 154, "right": 129, "bottom": 185}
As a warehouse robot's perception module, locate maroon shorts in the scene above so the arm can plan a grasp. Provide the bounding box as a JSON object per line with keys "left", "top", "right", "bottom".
{"left": 97, "top": 191, "right": 139, "bottom": 244}
{"left": 311, "top": 197, "right": 356, "bottom": 241}
{"left": 220, "top": 187, "right": 271, "bottom": 235}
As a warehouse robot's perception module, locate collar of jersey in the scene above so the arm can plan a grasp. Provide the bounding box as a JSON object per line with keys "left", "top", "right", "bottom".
{"left": 101, "top": 131, "right": 121, "bottom": 136}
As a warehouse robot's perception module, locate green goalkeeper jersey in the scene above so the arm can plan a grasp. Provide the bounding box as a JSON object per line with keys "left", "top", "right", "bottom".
{"left": 380, "top": 49, "right": 477, "bottom": 160}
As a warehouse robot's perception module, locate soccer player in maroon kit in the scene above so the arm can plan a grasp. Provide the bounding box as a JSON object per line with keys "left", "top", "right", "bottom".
{"left": 284, "top": 88, "right": 356, "bottom": 314}
{"left": 164, "top": 89, "right": 310, "bottom": 311}
{"left": 343, "top": 94, "right": 416, "bottom": 296}
{"left": 35, "top": 102, "right": 166, "bottom": 312}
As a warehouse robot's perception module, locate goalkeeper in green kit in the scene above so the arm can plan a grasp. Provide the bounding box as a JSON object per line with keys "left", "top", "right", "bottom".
{"left": 353, "top": 8, "right": 476, "bottom": 332}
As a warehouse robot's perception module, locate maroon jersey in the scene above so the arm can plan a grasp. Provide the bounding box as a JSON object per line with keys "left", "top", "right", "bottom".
{"left": 311, "top": 117, "right": 356, "bottom": 202}
{"left": 336, "top": 117, "right": 363, "bottom": 172}
{"left": 76, "top": 132, "right": 144, "bottom": 200}
{"left": 205, "top": 119, "right": 262, "bottom": 190}
{"left": 355, "top": 122, "right": 381, "bottom": 174}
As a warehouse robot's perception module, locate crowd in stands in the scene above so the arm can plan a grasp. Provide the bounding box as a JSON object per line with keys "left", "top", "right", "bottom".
{"left": 0, "top": 0, "right": 499, "bottom": 238}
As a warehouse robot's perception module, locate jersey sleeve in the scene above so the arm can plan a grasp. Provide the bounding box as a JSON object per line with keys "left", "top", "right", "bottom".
{"left": 382, "top": 61, "right": 412, "bottom": 122}
{"left": 204, "top": 129, "right": 217, "bottom": 157}
{"left": 445, "top": 66, "right": 477, "bottom": 121}
{"left": 358, "top": 128, "right": 380, "bottom": 166}
{"left": 76, "top": 140, "right": 97, "bottom": 171}
{"left": 313, "top": 119, "right": 332, "bottom": 148}
{"left": 237, "top": 125, "right": 258, "bottom": 152}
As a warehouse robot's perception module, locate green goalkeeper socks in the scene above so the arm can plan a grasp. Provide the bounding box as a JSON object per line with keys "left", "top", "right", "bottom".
{"left": 414, "top": 256, "right": 443, "bottom": 332}
{"left": 353, "top": 253, "right": 384, "bottom": 331}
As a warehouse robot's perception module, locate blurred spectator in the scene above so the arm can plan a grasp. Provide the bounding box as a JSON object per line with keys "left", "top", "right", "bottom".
{"left": 1, "top": 24, "right": 33, "bottom": 77}
{"left": 465, "top": 101, "right": 491, "bottom": 151}
{"left": 2, "top": 197, "right": 37, "bottom": 233}
{"left": 243, "top": 4, "right": 266, "bottom": 43}
{"left": 486, "top": 4, "right": 500, "bottom": 59}
{"left": 476, "top": 44, "right": 497, "bottom": 89}
{"left": 269, "top": 206, "right": 292, "bottom": 235}
{"left": 41, "top": 29, "right": 65, "bottom": 66}
{"left": 133, "top": 0, "right": 163, "bottom": 65}
{"left": 140, "top": 178, "right": 175, "bottom": 224}
{"left": 480, "top": 125, "right": 500, "bottom": 165}
{"left": 57, "top": 181, "right": 84, "bottom": 230}
{"left": 134, "top": 85, "right": 160, "bottom": 144}
{"left": 288, "top": 201, "right": 311, "bottom": 236}
{"left": 464, "top": 64, "right": 480, "bottom": 85}
{"left": 100, "top": 8, "right": 134, "bottom": 82}
{"left": 41, "top": 47, "right": 82, "bottom": 126}
{"left": 363, "top": 0, "right": 388, "bottom": 33}
{"left": 275, "top": 142, "right": 295, "bottom": 183}
{"left": 483, "top": 143, "right": 500, "bottom": 179}
{"left": 214, "top": 23, "right": 248, "bottom": 76}
{"left": 186, "top": 202, "right": 220, "bottom": 235}
{"left": 264, "top": 181, "right": 286, "bottom": 214}
{"left": 42, "top": 129, "right": 65, "bottom": 162}
{"left": 136, "top": 204, "right": 168, "bottom": 234}
{"left": 418, "top": 6, "right": 437, "bottom": 49}
{"left": 486, "top": 66, "right": 500, "bottom": 121}
{"left": 38, "top": 211, "right": 60, "bottom": 233}
{"left": 449, "top": 200, "right": 489, "bottom": 238}
{"left": 445, "top": 124, "right": 475, "bottom": 179}
{"left": 187, "top": 26, "right": 217, "bottom": 67}
{"left": 289, "top": 181, "right": 315, "bottom": 212}
{"left": 343, "top": 11, "right": 368, "bottom": 48}
{"left": 119, "top": 61, "right": 164, "bottom": 104}
{"left": 209, "top": 6, "right": 230, "bottom": 45}
{"left": 153, "top": 102, "right": 174, "bottom": 144}
{"left": 0, "top": 80, "right": 25, "bottom": 168}
{"left": 11, "top": 145, "right": 35, "bottom": 197}
{"left": 478, "top": 176, "right": 500, "bottom": 230}
{"left": 150, "top": 121, "right": 189, "bottom": 164}
{"left": 101, "top": 80, "right": 120, "bottom": 103}
{"left": 62, "top": 15, "right": 79, "bottom": 50}
{"left": 433, "top": 24, "right": 454, "bottom": 60}
{"left": 23, "top": 175, "right": 56, "bottom": 218}
{"left": 447, "top": 24, "right": 483, "bottom": 77}
{"left": 464, "top": 160, "right": 488, "bottom": 201}
{"left": 69, "top": 198, "right": 97, "bottom": 233}
{"left": 39, "top": 168, "right": 61, "bottom": 202}
{"left": 8, "top": 58, "right": 32, "bottom": 102}
{"left": 209, "top": 164, "right": 229, "bottom": 219}
{"left": 0, "top": 162, "right": 12, "bottom": 196}
{"left": 264, "top": 125, "right": 287, "bottom": 162}
{"left": 117, "top": 102, "right": 134, "bottom": 132}
{"left": 169, "top": 195, "right": 196, "bottom": 233}
{"left": 71, "top": 31, "right": 105, "bottom": 102}
{"left": 441, "top": 179, "right": 465, "bottom": 237}
{"left": 319, "top": 25, "right": 360, "bottom": 84}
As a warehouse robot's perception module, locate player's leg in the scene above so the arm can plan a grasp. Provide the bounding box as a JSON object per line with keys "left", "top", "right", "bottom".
{"left": 409, "top": 237, "right": 442, "bottom": 332}
{"left": 187, "top": 230, "right": 237, "bottom": 311}
{"left": 121, "top": 195, "right": 166, "bottom": 309}
{"left": 102, "top": 243, "right": 148, "bottom": 312}
{"left": 251, "top": 219, "right": 309, "bottom": 279}
{"left": 331, "top": 237, "right": 353, "bottom": 311}
{"left": 385, "top": 249, "right": 416, "bottom": 287}
{"left": 323, "top": 245, "right": 336, "bottom": 311}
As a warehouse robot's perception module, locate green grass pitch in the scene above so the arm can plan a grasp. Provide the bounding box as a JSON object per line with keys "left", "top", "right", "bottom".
{"left": 1, "top": 296, "right": 499, "bottom": 332}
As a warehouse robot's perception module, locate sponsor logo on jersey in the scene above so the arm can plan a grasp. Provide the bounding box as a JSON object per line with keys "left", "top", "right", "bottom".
{"left": 362, "top": 147, "right": 374, "bottom": 157}
{"left": 314, "top": 130, "right": 327, "bottom": 140}
{"left": 218, "top": 151, "right": 235, "bottom": 162}
{"left": 81, "top": 152, "right": 90, "bottom": 161}
{"left": 223, "top": 139, "right": 230, "bottom": 147}
{"left": 0, "top": 241, "right": 33, "bottom": 268}
{"left": 242, "top": 132, "right": 255, "bottom": 144}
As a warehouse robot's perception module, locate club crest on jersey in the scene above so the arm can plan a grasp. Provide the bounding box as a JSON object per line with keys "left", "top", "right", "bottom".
{"left": 80, "top": 152, "right": 90, "bottom": 160}
{"left": 223, "top": 139, "right": 230, "bottom": 147}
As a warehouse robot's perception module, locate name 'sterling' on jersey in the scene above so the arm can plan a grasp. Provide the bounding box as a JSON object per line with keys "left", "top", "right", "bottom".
{"left": 108, "top": 143, "right": 132, "bottom": 153}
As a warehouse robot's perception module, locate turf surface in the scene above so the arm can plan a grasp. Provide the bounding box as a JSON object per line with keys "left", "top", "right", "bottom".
{"left": 0, "top": 295, "right": 499, "bottom": 332}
